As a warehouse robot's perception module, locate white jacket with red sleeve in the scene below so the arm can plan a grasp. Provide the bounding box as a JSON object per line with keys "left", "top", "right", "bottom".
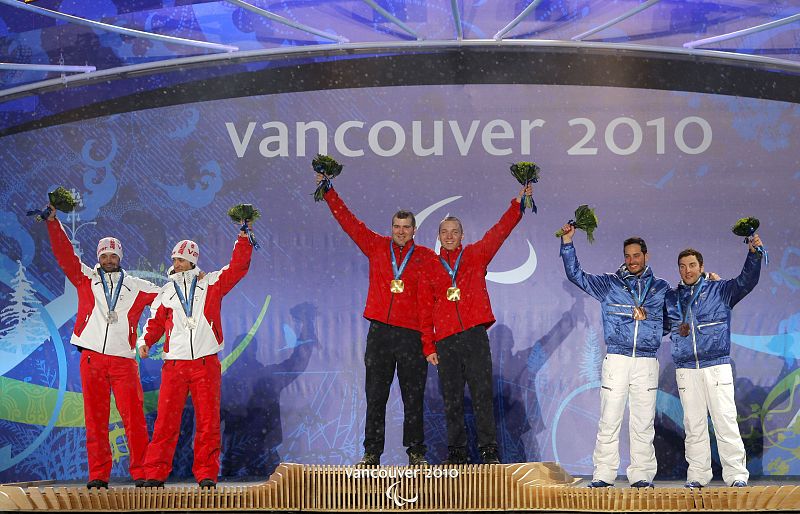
{"left": 46, "top": 218, "right": 160, "bottom": 357}
{"left": 137, "top": 235, "right": 252, "bottom": 360}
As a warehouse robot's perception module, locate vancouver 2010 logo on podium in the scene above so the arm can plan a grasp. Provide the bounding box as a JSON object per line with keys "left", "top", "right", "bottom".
{"left": 344, "top": 467, "right": 462, "bottom": 507}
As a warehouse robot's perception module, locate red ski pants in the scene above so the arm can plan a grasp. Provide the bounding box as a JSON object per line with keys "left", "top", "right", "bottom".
{"left": 144, "top": 356, "right": 221, "bottom": 482}
{"left": 80, "top": 350, "right": 149, "bottom": 482}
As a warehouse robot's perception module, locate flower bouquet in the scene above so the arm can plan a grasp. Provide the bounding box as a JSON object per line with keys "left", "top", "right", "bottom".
{"left": 732, "top": 216, "right": 768, "bottom": 264}
{"left": 27, "top": 187, "right": 78, "bottom": 221}
{"left": 228, "top": 203, "right": 261, "bottom": 249}
{"left": 509, "top": 161, "right": 540, "bottom": 213}
{"left": 555, "top": 204, "right": 598, "bottom": 243}
{"left": 312, "top": 154, "right": 343, "bottom": 202}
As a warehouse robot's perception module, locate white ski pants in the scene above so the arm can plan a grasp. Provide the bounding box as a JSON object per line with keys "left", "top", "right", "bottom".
{"left": 593, "top": 354, "right": 659, "bottom": 485}
{"left": 676, "top": 364, "right": 749, "bottom": 486}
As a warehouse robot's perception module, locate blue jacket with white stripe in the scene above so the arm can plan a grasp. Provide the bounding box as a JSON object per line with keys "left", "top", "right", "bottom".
{"left": 665, "top": 251, "right": 762, "bottom": 369}
{"left": 560, "top": 242, "right": 671, "bottom": 358}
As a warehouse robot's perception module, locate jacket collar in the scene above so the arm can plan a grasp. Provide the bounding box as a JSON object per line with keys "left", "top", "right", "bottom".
{"left": 616, "top": 264, "right": 652, "bottom": 282}
{"left": 678, "top": 272, "right": 709, "bottom": 289}
{"left": 439, "top": 244, "right": 464, "bottom": 265}
{"left": 93, "top": 265, "right": 125, "bottom": 279}
{"left": 168, "top": 266, "right": 203, "bottom": 283}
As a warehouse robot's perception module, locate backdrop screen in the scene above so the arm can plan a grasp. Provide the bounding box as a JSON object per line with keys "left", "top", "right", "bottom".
{"left": 1, "top": 81, "right": 798, "bottom": 481}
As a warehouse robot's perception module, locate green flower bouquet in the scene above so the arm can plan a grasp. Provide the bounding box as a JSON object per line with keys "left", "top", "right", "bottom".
{"left": 312, "top": 154, "right": 343, "bottom": 202}
{"left": 555, "top": 204, "right": 599, "bottom": 243}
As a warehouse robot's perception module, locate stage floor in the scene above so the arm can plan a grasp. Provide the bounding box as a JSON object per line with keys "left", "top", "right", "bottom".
{"left": 2, "top": 463, "right": 799, "bottom": 512}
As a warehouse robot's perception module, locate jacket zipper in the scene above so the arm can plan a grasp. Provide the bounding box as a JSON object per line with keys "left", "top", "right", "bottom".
{"left": 185, "top": 275, "right": 195, "bottom": 360}
{"left": 632, "top": 278, "right": 641, "bottom": 357}
{"left": 455, "top": 302, "right": 464, "bottom": 330}
{"left": 386, "top": 293, "right": 394, "bottom": 324}
{"left": 688, "top": 284, "right": 700, "bottom": 369}
{"left": 101, "top": 274, "right": 114, "bottom": 354}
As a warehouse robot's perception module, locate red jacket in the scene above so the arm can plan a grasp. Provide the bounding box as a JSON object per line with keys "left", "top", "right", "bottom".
{"left": 138, "top": 235, "right": 252, "bottom": 360}
{"left": 421, "top": 200, "right": 523, "bottom": 356}
{"left": 324, "top": 188, "right": 437, "bottom": 332}
{"left": 47, "top": 219, "right": 159, "bottom": 356}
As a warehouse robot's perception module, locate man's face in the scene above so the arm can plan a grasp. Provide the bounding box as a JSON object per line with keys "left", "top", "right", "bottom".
{"left": 679, "top": 255, "right": 704, "bottom": 285}
{"left": 98, "top": 253, "right": 121, "bottom": 273}
{"left": 438, "top": 220, "right": 464, "bottom": 252}
{"left": 391, "top": 216, "right": 415, "bottom": 247}
{"left": 172, "top": 257, "right": 193, "bottom": 273}
{"left": 624, "top": 244, "right": 648, "bottom": 275}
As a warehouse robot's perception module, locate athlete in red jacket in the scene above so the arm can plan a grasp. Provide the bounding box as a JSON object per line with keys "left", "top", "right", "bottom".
{"left": 138, "top": 228, "right": 252, "bottom": 488}
{"left": 45, "top": 208, "right": 159, "bottom": 489}
{"left": 320, "top": 179, "right": 437, "bottom": 466}
{"left": 421, "top": 185, "right": 530, "bottom": 465}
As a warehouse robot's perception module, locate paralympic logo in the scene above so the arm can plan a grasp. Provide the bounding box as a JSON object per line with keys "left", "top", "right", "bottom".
{"left": 385, "top": 481, "right": 419, "bottom": 507}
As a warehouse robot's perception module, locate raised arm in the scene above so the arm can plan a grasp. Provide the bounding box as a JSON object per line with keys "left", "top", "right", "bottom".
{"left": 214, "top": 234, "right": 253, "bottom": 296}
{"left": 46, "top": 216, "right": 87, "bottom": 287}
{"left": 720, "top": 234, "right": 763, "bottom": 308}
{"left": 559, "top": 239, "right": 612, "bottom": 302}
{"left": 322, "top": 184, "right": 383, "bottom": 255}
{"left": 472, "top": 190, "right": 528, "bottom": 263}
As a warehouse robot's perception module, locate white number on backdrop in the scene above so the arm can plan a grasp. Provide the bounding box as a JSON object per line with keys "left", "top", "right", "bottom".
{"left": 567, "top": 116, "right": 712, "bottom": 155}
{"left": 567, "top": 118, "right": 598, "bottom": 155}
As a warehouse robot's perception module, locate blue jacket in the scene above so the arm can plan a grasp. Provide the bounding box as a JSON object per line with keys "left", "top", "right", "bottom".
{"left": 561, "top": 242, "right": 670, "bottom": 358}
{"left": 665, "top": 251, "right": 762, "bottom": 369}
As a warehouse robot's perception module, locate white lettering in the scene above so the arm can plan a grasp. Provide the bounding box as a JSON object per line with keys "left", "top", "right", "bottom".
{"left": 296, "top": 121, "right": 328, "bottom": 157}
{"left": 675, "top": 116, "right": 712, "bottom": 154}
{"left": 449, "top": 120, "right": 480, "bottom": 156}
{"left": 258, "top": 121, "right": 288, "bottom": 157}
{"left": 412, "top": 120, "right": 443, "bottom": 156}
{"left": 481, "top": 119, "right": 514, "bottom": 156}
{"left": 368, "top": 121, "right": 406, "bottom": 157}
{"left": 520, "top": 119, "right": 545, "bottom": 155}
{"left": 226, "top": 122, "right": 256, "bottom": 158}
{"left": 334, "top": 121, "right": 365, "bottom": 157}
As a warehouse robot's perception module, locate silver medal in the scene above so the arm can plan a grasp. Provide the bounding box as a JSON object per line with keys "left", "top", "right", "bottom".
{"left": 185, "top": 316, "right": 197, "bottom": 330}
{"left": 107, "top": 310, "right": 118, "bottom": 324}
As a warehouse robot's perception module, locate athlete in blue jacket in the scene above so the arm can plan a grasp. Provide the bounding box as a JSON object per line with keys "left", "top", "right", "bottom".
{"left": 561, "top": 227, "right": 670, "bottom": 488}
{"left": 664, "top": 234, "right": 763, "bottom": 489}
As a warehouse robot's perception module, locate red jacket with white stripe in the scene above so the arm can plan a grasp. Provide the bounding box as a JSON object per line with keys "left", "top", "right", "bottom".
{"left": 420, "top": 200, "right": 522, "bottom": 356}
{"left": 324, "top": 188, "right": 437, "bottom": 332}
{"left": 138, "top": 235, "right": 251, "bottom": 360}
{"left": 46, "top": 219, "right": 159, "bottom": 357}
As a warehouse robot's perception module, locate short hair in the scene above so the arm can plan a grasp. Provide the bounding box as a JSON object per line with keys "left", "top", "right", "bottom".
{"left": 623, "top": 237, "right": 648, "bottom": 254}
{"left": 438, "top": 216, "right": 463, "bottom": 233}
{"left": 678, "top": 248, "right": 704, "bottom": 266}
{"left": 392, "top": 210, "right": 416, "bottom": 228}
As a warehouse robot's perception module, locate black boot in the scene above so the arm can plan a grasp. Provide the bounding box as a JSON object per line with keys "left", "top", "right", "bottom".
{"left": 443, "top": 447, "right": 468, "bottom": 465}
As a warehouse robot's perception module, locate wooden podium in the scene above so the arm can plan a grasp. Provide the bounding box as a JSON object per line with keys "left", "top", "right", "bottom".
{"left": 2, "top": 462, "right": 799, "bottom": 512}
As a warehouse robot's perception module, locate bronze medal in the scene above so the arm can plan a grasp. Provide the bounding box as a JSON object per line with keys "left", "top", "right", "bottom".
{"left": 678, "top": 323, "right": 691, "bottom": 337}
{"left": 390, "top": 279, "right": 404, "bottom": 294}
{"left": 632, "top": 306, "right": 647, "bottom": 321}
{"left": 446, "top": 287, "right": 461, "bottom": 302}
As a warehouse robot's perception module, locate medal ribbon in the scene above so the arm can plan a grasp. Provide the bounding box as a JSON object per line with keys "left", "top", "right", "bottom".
{"left": 744, "top": 227, "right": 769, "bottom": 266}
{"left": 239, "top": 221, "right": 261, "bottom": 250}
{"left": 391, "top": 241, "right": 415, "bottom": 280}
{"left": 676, "top": 276, "right": 705, "bottom": 326}
{"left": 99, "top": 268, "right": 124, "bottom": 314}
{"left": 626, "top": 275, "right": 653, "bottom": 308}
{"left": 173, "top": 274, "right": 198, "bottom": 320}
{"left": 439, "top": 249, "right": 464, "bottom": 288}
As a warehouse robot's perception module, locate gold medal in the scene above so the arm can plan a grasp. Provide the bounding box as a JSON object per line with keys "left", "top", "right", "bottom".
{"left": 632, "top": 306, "right": 647, "bottom": 321}
{"left": 390, "top": 279, "right": 404, "bottom": 293}
{"left": 446, "top": 287, "right": 461, "bottom": 302}
{"left": 678, "top": 323, "right": 691, "bottom": 337}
